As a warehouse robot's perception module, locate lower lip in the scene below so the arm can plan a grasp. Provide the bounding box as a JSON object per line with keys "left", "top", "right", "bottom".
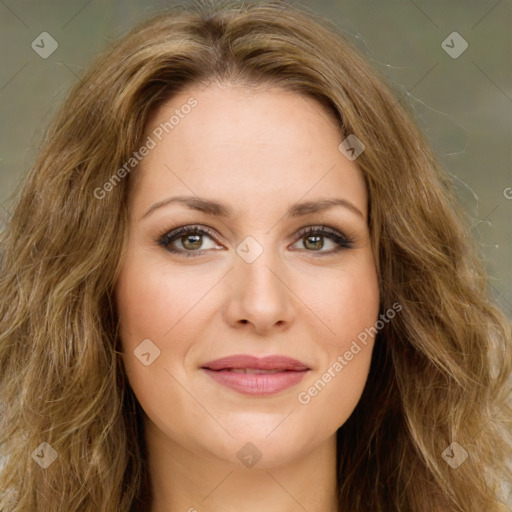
{"left": 202, "top": 369, "right": 309, "bottom": 396}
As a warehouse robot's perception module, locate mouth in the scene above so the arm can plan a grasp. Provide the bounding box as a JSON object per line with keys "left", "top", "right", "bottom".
{"left": 214, "top": 368, "right": 291, "bottom": 374}
{"left": 201, "top": 354, "right": 310, "bottom": 371}
{"left": 201, "top": 354, "right": 310, "bottom": 396}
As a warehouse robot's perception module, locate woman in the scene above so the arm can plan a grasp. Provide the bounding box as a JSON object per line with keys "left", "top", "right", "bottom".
{"left": 0, "top": 1, "right": 510, "bottom": 510}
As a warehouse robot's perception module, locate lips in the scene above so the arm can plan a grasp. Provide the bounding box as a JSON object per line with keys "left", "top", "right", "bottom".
{"left": 201, "top": 354, "right": 309, "bottom": 372}
{"left": 201, "top": 354, "right": 310, "bottom": 396}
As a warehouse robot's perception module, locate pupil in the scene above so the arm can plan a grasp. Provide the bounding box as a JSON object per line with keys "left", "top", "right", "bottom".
{"left": 305, "top": 235, "right": 323, "bottom": 250}
{"left": 183, "top": 234, "right": 201, "bottom": 250}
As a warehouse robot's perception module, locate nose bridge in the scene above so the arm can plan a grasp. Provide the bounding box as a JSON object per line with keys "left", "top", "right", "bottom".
{"left": 226, "top": 233, "right": 295, "bottom": 331}
{"left": 236, "top": 234, "right": 285, "bottom": 301}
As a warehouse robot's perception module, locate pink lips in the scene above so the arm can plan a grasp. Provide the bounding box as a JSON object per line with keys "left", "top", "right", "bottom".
{"left": 201, "top": 354, "right": 310, "bottom": 396}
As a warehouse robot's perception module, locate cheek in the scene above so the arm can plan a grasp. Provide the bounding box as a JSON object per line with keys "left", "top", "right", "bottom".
{"left": 310, "top": 258, "right": 380, "bottom": 346}
{"left": 297, "top": 348, "right": 373, "bottom": 435}
{"left": 115, "top": 266, "right": 171, "bottom": 346}
{"left": 114, "top": 250, "right": 220, "bottom": 396}
{"left": 115, "top": 251, "right": 204, "bottom": 346}
{"left": 114, "top": 254, "right": 185, "bottom": 381}
{"left": 295, "top": 259, "right": 379, "bottom": 421}
{"left": 114, "top": 259, "right": 190, "bottom": 420}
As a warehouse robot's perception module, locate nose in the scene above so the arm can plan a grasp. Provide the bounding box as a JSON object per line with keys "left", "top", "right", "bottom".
{"left": 222, "top": 246, "right": 297, "bottom": 335}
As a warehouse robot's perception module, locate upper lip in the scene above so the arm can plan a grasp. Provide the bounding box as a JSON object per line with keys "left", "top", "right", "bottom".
{"left": 201, "top": 354, "right": 310, "bottom": 371}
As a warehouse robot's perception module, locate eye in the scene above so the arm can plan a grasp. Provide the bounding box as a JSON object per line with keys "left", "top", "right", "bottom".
{"left": 157, "top": 224, "right": 354, "bottom": 258}
{"left": 157, "top": 225, "right": 224, "bottom": 258}
{"left": 290, "top": 225, "right": 354, "bottom": 255}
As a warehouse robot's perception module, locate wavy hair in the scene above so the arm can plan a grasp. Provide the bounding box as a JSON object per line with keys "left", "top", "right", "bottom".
{"left": 0, "top": 1, "right": 510, "bottom": 510}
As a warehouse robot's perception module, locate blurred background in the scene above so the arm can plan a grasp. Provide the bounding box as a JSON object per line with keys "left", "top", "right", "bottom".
{"left": 0, "top": 0, "right": 511, "bottom": 318}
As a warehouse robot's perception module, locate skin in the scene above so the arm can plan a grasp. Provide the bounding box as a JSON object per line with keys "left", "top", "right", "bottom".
{"left": 114, "top": 82, "right": 380, "bottom": 512}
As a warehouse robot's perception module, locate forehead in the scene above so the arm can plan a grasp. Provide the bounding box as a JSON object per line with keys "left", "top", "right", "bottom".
{"left": 131, "top": 83, "right": 368, "bottom": 220}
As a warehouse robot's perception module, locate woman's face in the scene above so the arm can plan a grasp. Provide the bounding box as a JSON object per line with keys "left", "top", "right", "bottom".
{"left": 114, "top": 83, "right": 380, "bottom": 468}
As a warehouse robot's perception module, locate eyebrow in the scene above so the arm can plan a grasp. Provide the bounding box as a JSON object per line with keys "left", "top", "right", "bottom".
{"left": 140, "top": 195, "right": 365, "bottom": 221}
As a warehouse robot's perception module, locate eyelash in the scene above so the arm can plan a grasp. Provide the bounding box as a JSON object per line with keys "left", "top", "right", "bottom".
{"left": 157, "top": 224, "right": 354, "bottom": 259}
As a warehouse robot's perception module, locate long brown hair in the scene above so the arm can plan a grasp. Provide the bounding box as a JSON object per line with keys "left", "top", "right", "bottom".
{"left": 1, "top": 1, "right": 510, "bottom": 510}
